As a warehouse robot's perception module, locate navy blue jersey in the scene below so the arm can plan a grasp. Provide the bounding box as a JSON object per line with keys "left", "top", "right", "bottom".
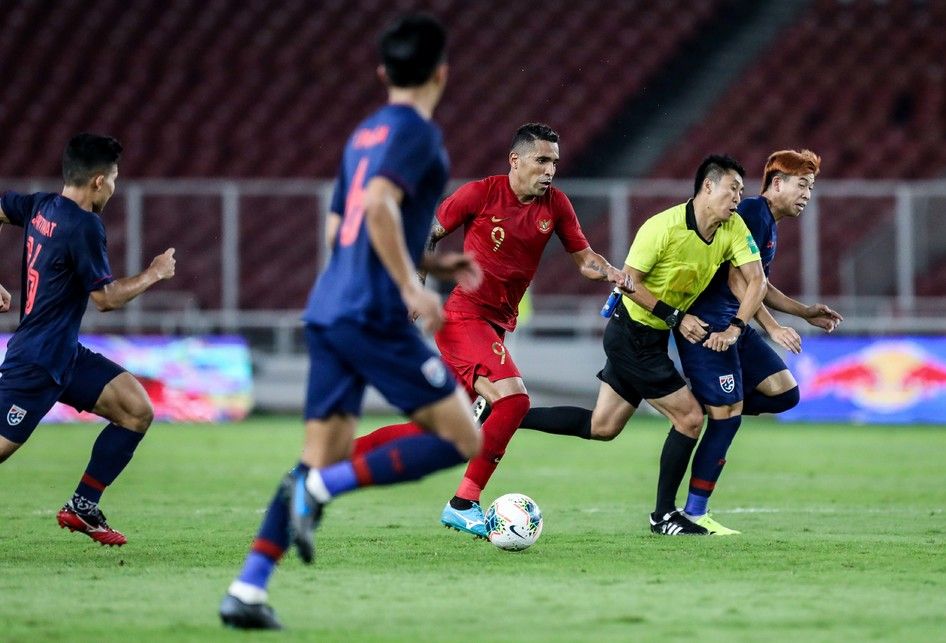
{"left": 303, "top": 104, "right": 449, "bottom": 329}
{"left": 686, "top": 196, "right": 777, "bottom": 328}
{"left": 0, "top": 191, "right": 114, "bottom": 383}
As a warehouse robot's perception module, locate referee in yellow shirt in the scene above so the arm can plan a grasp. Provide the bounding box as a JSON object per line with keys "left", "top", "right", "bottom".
{"left": 522, "top": 156, "right": 766, "bottom": 536}
{"left": 614, "top": 155, "right": 767, "bottom": 534}
{"left": 521, "top": 155, "right": 767, "bottom": 535}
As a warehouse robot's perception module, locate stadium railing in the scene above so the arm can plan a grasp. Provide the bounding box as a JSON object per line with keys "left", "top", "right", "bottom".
{"left": 1, "top": 177, "right": 945, "bottom": 348}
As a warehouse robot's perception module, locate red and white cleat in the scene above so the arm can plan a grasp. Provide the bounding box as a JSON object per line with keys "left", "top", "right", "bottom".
{"left": 57, "top": 502, "right": 127, "bottom": 547}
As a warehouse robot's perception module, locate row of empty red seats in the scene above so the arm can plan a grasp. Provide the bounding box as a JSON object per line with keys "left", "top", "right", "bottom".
{"left": 0, "top": 0, "right": 722, "bottom": 310}
{"left": 638, "top": 0, "right": 946, "bottom": 298}
{"left": 0, "top": 0, "right": 720, "bottom": 180}
{"left": 3, "top": 1, "right": 942, "bottom": 306}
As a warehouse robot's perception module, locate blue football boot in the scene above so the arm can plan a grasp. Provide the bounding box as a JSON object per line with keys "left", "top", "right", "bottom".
{"left": 287, "top": 470, "right": 324, "bottom": 564}
{"left": 440, "top": 500, "right": 488, "bottom": 539}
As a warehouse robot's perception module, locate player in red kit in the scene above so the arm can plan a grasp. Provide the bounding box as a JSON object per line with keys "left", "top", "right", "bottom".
{"left": 352, "top": 123, "right": 633, "bottom": 537}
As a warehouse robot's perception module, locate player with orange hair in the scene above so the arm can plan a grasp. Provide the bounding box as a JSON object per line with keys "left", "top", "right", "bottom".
{"left": 761, "top": 148, "right": 822, "bottom": 194}
{"left": 670, "top": 148, "right": 843, "bottom": 534}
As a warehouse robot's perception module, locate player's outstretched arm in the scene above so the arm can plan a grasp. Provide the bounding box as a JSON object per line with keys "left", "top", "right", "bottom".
{"left": 733, "top": 267, "right": 843, "bottom": 334}
{"left": 765, "top": 282, "right": 843, "bottom": 332}
{"left": 90, "top": 248, "right": 176, "bottom": 312}
{"left": 802, "top": 302, "right": 843, "bottom": 332}
{"left": 420, "top": 252, "right": 482, "bottom": 292}
{"left": 755, "top": 304, "right": 802, "bottom": 354}
{"left": 417, "top": 221, "right": 450, "bottom": 285}
{"left": 425, "top": 222, "right": 448, "bottom": 254}
{"left": 570, "top": 248, "right": 635, "bottom": 294}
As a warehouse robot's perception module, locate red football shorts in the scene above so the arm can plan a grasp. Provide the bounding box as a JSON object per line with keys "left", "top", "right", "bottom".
{"left": 435, "top": 311, "right": 522, "bottom": 397}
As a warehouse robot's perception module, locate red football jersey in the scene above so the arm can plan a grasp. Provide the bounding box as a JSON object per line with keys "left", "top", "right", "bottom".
{"left": 438, "top": 175, "right": 589, "bottom": 331}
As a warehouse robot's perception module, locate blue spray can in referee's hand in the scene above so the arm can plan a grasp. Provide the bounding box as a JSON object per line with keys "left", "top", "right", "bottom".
{"left": 600, "top": 287, "right": 622, "bottom": 318}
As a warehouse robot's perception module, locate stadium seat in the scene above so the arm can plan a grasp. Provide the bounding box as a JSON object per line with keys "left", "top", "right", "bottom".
{"left": 8, "top": 1, "right": 941, "bottom": 304}
{"left": 638, "top": 0, "right": 946, "bottom": 297}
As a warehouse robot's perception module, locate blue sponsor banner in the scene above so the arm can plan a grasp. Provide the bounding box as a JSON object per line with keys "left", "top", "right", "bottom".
{"left": 784, "top": 336, "right": 946, "bottom": 423}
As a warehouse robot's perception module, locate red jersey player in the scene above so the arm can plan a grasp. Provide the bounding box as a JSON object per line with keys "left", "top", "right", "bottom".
{"left": 352, "top": 123, "right": 633, "bottom": 538}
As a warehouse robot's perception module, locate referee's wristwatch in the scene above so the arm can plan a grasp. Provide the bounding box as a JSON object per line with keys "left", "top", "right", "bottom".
{"left": 729, "top": 317, "right": 747, "bottom": 334}
{"left": 653, "top": 300, "right": 682, "bottom": 328}
{"left": 664, "top": 308, "right": 682, "bottom": 329}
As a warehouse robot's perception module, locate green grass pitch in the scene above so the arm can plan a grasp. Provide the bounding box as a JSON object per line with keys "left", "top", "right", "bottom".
{"left": 2, "top": 415, "right": 945, "bottom": 641}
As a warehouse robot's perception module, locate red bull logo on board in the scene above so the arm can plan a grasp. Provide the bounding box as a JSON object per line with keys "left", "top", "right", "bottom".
{"left": 803, "top": 341, "right": 946, "bottom": 411}
{"left": 788, "top": 337, "right": 946, "bottom": 422}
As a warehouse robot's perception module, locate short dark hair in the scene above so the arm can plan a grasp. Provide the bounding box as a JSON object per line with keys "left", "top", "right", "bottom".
{"left": 510, "top": 123, "right": 559, "bottom": 153}
{"left": 379, "top": 13, "right": 447, "bottom": 88}
{"left": 62, "top": 133, "right": 122, "bottom": 186}
{"left": 693, "top": 154, "right": 745, "bottom": 197}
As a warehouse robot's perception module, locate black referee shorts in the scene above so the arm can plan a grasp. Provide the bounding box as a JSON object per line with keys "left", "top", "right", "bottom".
{"left": 596, "top": 308, "right": 687, "bottom": 407}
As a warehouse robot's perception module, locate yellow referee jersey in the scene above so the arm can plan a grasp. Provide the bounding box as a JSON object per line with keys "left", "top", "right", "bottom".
{"left": 622, "top": 200, "right": 760, "bottom": 329}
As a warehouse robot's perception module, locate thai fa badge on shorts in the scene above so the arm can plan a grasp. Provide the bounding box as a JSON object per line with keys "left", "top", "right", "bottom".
{"left": 6, "top": 404, "right": 27, "bottom": 426}
{"left": 718, "top": 374, "right": 735, "bottom": 394}
{"left": 421, "top": 357, "right": 448, "bottom": 388}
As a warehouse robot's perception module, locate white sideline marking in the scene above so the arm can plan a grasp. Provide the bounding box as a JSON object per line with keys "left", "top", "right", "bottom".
{"left": 574, "top": 507, "right": 944, "bottom": 515}
{"left": 728, "top": 507, "right": 943, "bottom": 515}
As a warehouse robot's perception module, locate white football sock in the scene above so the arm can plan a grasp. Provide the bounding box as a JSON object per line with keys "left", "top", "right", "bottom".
{"left": 228, "top": 580, "right": 268, "bottom": 605}
{"left": 305, "top": 469, "right": 332, "bottom": 503}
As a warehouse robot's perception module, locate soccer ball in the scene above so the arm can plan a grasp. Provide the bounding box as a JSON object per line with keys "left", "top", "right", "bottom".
{"left": 484, "top": 493, "right": 543, "bottom": 551}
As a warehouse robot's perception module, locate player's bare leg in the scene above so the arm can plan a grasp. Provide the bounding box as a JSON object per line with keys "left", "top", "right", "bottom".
{"left": 755, "top": 370, "right": 796, "bottom": 396}
{"left": 411, "top": 388, "right": 482, "bottom": 460}
{"left": 91, "top": 372, "right": 154, "bottom": 433}
{"left": 290, "top": 414, "right": 357, "bottom": 563}
{"left": 588, "top": 381, "right": 637, "bottom": 440}
{"left": 512, "top": 380, "right": 637, "bottom": 442}
{"left": 0, "top": 435, "right": 22, "bottom": 464}
{"left": 301, "top": 415, "right": 358, "bottom": 467}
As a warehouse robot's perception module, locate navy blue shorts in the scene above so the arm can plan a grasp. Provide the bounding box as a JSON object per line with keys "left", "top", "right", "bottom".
{"left": 674, "top": 325, "right": 787, "bottom": 408}
{"left": 303, "top": 321, "right": 456, "bottom": 420}
{"left": 0, "top": 343, "right": 125, "bottom": 444}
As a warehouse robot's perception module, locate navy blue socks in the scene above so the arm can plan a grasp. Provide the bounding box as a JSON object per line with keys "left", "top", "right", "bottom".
{"left": 74, "top": 423, "right": 144, "bottom": 507}
{"left": 685, "top": 416, "right": 742, "bottom": 516}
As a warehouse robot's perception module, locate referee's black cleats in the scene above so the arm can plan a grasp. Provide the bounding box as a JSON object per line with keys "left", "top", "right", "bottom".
{"left": 219, "top": 594, "right": 283, "bottom": 630}
{"left": 287, "top": 471, "right": 324, "bottom": 565}
{"left": 649, "top": 510, "right": 709, "bottom": 535}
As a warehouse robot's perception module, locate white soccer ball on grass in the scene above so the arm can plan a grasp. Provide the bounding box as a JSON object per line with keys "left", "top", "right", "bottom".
{"left": 484, "top": 493, "right": 543, "bottom": 551}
